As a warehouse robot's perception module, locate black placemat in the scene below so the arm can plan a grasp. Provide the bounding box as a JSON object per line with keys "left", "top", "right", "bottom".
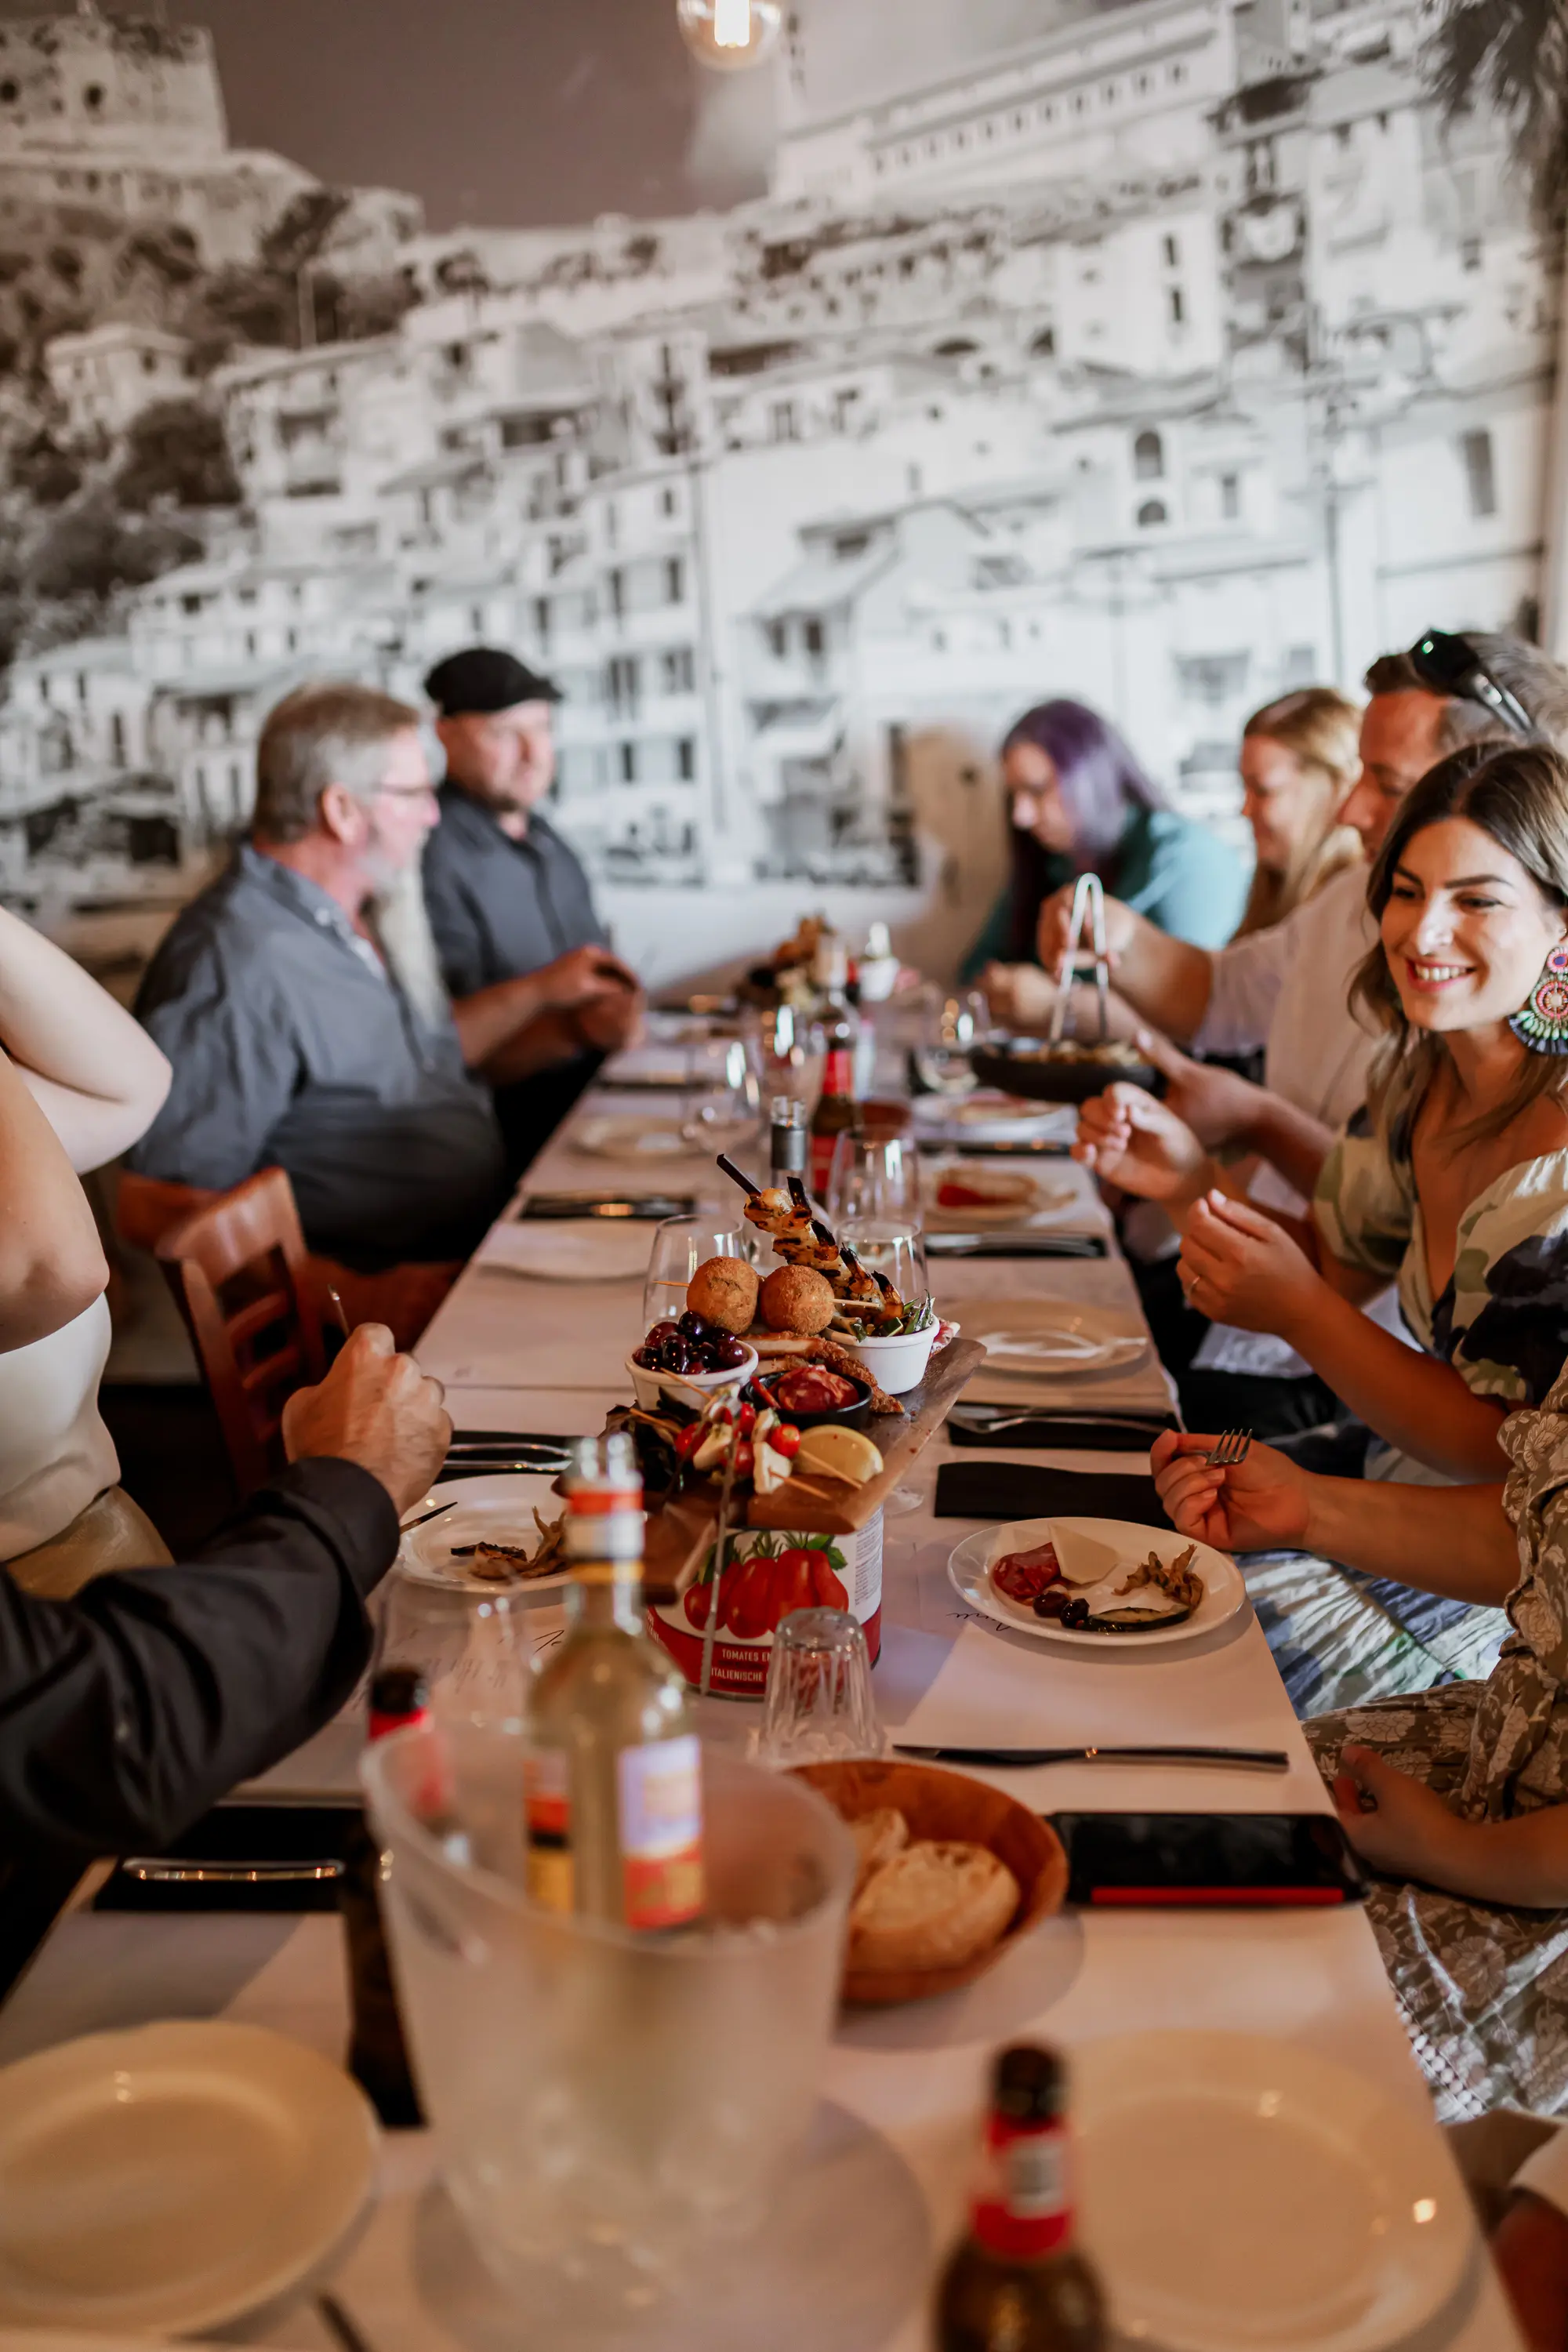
{"left": 934, "top": 1460, "right": 1168, "bottom": 1527}
{"left": 946, "top": 1416, "right": 1174, "bottom": 1453}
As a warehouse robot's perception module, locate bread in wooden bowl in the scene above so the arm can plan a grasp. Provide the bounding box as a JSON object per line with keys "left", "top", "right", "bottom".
{"left": 793, "top": 1757, "right": 1067, "bottom": 2005}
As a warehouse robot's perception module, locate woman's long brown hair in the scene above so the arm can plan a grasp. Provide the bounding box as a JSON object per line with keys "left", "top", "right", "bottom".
{"left": 1351, "top": 741, "right": 1568, "bottom": 1150}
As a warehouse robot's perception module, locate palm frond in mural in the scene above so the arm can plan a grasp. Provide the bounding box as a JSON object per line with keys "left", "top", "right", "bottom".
{"left": 1428, "top": 0, "right": 1568, "bottom": 230}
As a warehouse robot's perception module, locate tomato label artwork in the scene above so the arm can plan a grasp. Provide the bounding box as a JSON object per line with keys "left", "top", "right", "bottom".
{"left": 647, "top": 1515, "right": 884, "bottom": 1694}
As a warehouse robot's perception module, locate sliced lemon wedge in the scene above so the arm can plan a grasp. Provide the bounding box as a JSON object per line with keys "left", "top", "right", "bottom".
{"left": 795, "top": 1426, "right": 884, "bottom": 1486}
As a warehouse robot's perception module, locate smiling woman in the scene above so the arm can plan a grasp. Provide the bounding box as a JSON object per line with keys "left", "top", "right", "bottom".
{"left": 1170, "top": 742, "right": 1568, "bottom": 1494}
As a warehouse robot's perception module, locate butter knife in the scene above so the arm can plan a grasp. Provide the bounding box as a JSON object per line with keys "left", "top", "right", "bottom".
{"left": 895, "top": 1743, "right": 1290, "bottom": 1771}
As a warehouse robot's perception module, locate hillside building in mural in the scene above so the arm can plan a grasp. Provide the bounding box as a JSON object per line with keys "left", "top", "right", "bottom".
{"left": 0, "top": 0, "right": 1553, "bottom": 980}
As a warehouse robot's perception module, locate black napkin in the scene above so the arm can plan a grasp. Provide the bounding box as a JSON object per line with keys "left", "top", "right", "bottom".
{"left": 934, "top": 1460, "right": 1168, "bottom": 1528}
{"left": 518, "top": 1193, "right": 695, "bottom": 1221}
{"left": 946, "top": 1415, "right": 1174, "bottom": 1454}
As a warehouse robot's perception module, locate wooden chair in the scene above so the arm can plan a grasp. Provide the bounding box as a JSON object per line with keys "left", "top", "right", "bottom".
{"left": 154, "top": 1168, "right": 328, "bottom": 1497}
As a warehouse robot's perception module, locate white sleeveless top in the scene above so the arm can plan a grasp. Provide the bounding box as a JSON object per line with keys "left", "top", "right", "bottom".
{"left": 0, "top": 1291, "right": 119, "bottom": 1560}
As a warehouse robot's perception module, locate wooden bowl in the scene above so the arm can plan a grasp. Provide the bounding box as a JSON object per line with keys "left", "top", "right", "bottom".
{"left": 793, "top": 1758, "right": 1068, "bottom": 2005}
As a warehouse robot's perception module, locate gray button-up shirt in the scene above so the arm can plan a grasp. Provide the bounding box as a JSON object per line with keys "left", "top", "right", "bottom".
{"left": 129, "top": 846, "right": 507, "bottom": 1269}
{"left": 422, "top": 785, "right": 608, "bottom": 999}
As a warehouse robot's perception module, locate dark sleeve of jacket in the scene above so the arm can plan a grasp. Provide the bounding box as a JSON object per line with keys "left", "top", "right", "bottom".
{"left": 0, "top": 1458, "right": 398, "bottom": 1864}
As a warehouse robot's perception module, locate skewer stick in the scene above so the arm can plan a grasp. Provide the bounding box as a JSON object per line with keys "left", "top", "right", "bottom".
{"left": 717, "top": 1154, "right": 763, "bottom": 1198}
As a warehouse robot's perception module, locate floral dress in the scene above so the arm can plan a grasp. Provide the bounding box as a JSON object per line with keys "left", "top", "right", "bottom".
{"left": 1305, "top": 1359, "right": 1568, "bottom": 2119}
{"left": 1235, "top": 1124, "right": 1568, "bottom": 1722}
{"left": 1312, "top": 1116, "right": 1568, "bottom": 1416}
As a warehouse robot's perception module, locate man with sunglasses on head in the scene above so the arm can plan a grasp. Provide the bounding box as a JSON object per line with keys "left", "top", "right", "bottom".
{"left": 1039, "top": 630, "right": 1568, "bottom": 1430}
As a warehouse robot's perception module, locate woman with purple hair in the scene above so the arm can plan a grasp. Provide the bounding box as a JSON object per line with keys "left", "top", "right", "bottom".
{"left": 962, "top": 699, "right": 1248, "bottom": 988}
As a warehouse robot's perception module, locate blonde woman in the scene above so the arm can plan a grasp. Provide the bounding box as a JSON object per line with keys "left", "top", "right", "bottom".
{"left": 1232, "top": 687, "right": 1363, "bottom": 940}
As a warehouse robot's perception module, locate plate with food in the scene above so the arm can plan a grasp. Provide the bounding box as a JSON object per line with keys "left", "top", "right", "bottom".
{"left": 572, "top": 1114, "right": 692, "bottom": 1161}
{"left": 921, "top": 1160, "right": 1082, "bottom": 1228}
{"left": 975, "top": 1305, "right": 1149, "bottom": 1377}
{"left": 971, "top": 1040, "right": 1158, "bottom": 1106}
{"left": 914, "top": 1088, "right": 1073, "bottom": 1142}
{"left": 948, "top": 1515, "right": 1245, "bottom": 1650}
{"left": 400, "top": 1474, "right": 569, "bottom": 1594}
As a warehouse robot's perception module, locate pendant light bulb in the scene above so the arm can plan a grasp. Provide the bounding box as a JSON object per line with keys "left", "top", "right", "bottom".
{"left": 676, "top": 0, "right": 784, "bottom": 72}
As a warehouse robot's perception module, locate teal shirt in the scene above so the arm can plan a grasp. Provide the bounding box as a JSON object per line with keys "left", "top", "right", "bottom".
{"left": 961, "top": 805, "right": 1250, "bottom": 979}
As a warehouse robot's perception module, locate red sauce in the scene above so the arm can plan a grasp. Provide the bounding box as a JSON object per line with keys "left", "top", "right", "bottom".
{"left": 768, "top": 1366, "right": 862, "bottom": 1416}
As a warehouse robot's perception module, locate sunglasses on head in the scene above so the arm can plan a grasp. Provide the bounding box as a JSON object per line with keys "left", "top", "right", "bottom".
{"left": 1407, "top": 630, "right": 1537, "bottom": 742}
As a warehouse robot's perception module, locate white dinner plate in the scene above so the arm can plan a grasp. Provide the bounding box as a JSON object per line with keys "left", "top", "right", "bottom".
{"left": 475, "top": 1219, "right": 652, "bottom": 1283}
{"left": 920, "top": 1161, "right": 1081, "bottom": 1229}
{"left": 0, "top": 2020, "right": 377, "bottom": 2336}
{"left": 913, "top": 1092, "right": 1073, "bottom": 1145}
{"left": 572, "top": 1115, "right": 691, "bottom": 1161}
{"left": 400, "top": 1472, "right": 568, "bottom": 1593}
{"left": 1076, "top": 2031, "right": 1472, "bottom": 2352}
{"left": 975, "top": 1303, "right": 1149, "bottom": 1376}
{"left": 948, "top": 1515, "right": 1246, "bottom": 1651}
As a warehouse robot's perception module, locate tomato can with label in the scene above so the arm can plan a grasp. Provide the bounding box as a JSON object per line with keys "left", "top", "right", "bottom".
{"left": 646, "top": 1512, "right": 884, "bottom": 1697}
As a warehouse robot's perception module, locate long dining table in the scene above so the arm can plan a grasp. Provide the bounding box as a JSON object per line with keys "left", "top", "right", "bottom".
{"left": 0, "top": 1053, "right": 1525, "bottom": 2350}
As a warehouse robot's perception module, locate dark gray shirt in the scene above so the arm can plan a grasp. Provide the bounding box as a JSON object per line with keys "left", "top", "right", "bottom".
{"left": 129, "top": 846, "right": 507, "bottom": 1269}
{"left": 422, "top": 785, "right": 607, "bottom": 1000}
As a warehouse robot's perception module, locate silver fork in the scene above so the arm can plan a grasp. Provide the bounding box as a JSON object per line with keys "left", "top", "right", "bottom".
{"left": 1204, "top": 1428, "right": 1252, "bottom": 1468}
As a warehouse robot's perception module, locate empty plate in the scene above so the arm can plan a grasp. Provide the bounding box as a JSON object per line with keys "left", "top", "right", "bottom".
{"left": 475, "top": 1220, "right": 653, "bottom": 1283}
{"left": 572, "top": 1116, "right": 691, "bottom": 1160}
{"left": 977, "top": 1305, "right": 1149, "bottom": 1376}
{"left": 1076, "top": 2031, "right": 1472, "bottom": 2351}
{"left": 0, "top": 2020, "right": 377, "bottom": 2334}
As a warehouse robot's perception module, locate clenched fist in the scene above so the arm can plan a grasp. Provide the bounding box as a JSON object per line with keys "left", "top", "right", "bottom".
{"left": 282, "top": 1323, "right": 450, "bottom": 1514}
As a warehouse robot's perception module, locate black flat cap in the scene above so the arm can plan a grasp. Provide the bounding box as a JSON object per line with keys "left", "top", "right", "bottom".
{"left": 424, "top": 646, "right": 561, "bottom": 717}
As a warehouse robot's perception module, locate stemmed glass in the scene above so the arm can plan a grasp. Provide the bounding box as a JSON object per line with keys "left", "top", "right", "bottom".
{"left": 912, "top": 989, "right": 989, "bottom": 1095}
{"left": 641, "top": 1216, "right": 754, "bottom": 1336}
{"left": 826, "top": 1133, "right": 931, "bottom": 1519}
{"left": 679, "top": 1034, "right": 760, "bottom": 1151}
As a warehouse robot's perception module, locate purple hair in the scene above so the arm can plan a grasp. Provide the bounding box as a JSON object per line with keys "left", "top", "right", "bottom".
{"left": 1000, "top": 699, "right": 1167, "bottom": 960}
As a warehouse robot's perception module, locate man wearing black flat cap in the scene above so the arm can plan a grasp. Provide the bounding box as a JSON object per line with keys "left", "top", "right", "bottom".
{"left": 423, "top": 647, "right": 645, "bottom": 1174}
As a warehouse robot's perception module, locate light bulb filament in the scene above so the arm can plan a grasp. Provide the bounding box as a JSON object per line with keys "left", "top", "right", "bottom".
{"left": 713, "top": 0, "right": 752, "bottom": 49}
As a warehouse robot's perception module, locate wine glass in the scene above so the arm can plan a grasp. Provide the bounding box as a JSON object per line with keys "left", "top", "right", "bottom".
{"left": 641, "top": 1216, "right": 754, "bottom": 1336}
{"left": 911, "top": 989, "right": 988, "bottom": 1095}
{"left": 679, "top": 1034, "right": 760, "bottom": 1151}
{"left": 826, "top": 1130, "right": 921, "bottom": 1232}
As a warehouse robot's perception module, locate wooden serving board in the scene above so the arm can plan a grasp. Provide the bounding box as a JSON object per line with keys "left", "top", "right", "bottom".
{"left": 639, "top": 1336, "right": 987, "bottom": 1595}
{"left": 746, "top": 1334, "right": 985, "bottom": 1533}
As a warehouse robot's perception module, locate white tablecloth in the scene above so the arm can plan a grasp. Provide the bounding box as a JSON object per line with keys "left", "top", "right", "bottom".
{"left": 0, "top": 1072, "right": 1522, "bottom": 2350}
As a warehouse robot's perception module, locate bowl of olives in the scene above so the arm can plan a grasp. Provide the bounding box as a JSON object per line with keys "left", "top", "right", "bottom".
{"left": 627, "top": 1310, "right": 758, "bottom": 1410}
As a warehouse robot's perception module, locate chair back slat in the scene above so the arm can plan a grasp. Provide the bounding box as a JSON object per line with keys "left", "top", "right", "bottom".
{"left": 155, "top": 1168, "right": 328, "bottom": 1496}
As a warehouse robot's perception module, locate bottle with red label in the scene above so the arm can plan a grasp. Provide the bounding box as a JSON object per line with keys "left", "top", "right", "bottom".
{"left": 936, "top": 2043, "right": 1106, "bottom": 2351}
{"left": 524, "top": 1432, "right": 704, "bottom": 1931}
{"left": 809, "top": 937, "right": 863, "bottom": 1196}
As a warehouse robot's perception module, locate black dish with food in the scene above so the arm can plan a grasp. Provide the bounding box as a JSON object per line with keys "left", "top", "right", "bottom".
{"left": 749, "top": 1363, "right": 874, "bottom": 1433}
{"left": 971, "top": 1040, "right": 1160, "bottom": 1106}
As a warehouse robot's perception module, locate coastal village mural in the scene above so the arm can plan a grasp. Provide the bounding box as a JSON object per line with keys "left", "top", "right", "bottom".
{"left": 0, "top": 0, "right": 1553, "bottom": 984}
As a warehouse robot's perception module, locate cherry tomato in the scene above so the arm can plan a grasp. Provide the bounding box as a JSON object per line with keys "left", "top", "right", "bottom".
{"left": 768, "top": 1421, "right": 802, "bottom": 1459}
{"left": 673, "top": 1423, "right": 706, "bottom": 1463}
{"left": 733, "top": 1401, "right": 757, "bottom": 1437}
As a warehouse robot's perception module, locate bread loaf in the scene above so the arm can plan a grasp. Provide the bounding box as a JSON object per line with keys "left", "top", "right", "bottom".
{"left": 849, "top": 1807, "right": 909, "bottom": 1893}
{"left": 848, "top": 1840, "right": 1019, "bottom": 1973}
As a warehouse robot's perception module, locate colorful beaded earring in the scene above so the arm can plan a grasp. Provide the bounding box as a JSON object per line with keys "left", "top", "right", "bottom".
{"left": 1512, "top": 945, "right": 1568, "bottom": 1054}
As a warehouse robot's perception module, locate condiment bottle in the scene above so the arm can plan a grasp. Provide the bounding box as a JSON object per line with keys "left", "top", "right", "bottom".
{"left": 936, "top": 2043, "right": 1106, "bottom": 2350}
{"left": 524, "top": 1432, "right": 703, "bottom": 1929}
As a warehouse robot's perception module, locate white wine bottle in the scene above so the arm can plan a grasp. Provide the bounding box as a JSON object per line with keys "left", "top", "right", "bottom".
{"left": 524, "top": 1432, "right": 704, "bottom": 1930}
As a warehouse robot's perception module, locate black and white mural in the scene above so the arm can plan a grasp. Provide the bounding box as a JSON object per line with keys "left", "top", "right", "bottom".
{"left": 0, "top": 0, "right": 1557, "bottom": 985}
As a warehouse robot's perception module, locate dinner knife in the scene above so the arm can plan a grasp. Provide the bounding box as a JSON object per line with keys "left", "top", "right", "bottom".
{"left": 894, "top": 1743, "right": 1290, "bottom": 1771}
